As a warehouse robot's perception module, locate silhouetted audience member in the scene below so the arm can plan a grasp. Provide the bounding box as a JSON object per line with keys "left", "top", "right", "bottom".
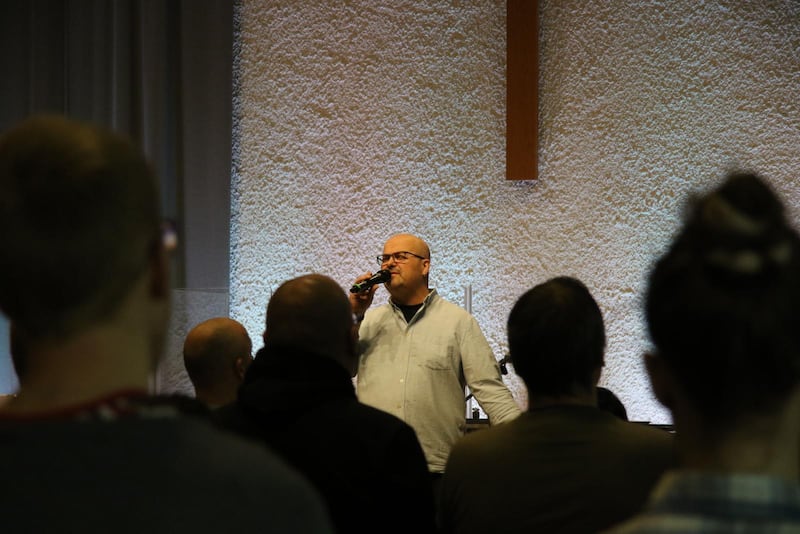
{"left": 597, "top": 386, "right": 628, "bottom": 421}
{"left": 609, "top": 172, "right": 800, "bottom": 532}
{"left": 183, "top": 317, "right": 253, "bottom": 408}
{"left": 0, "top": 115, "right": 332, "bottom": 533}
{"left": 216, "top": 274, "right": 436, "bottom": 534}
{"left": 439, "top": 277, "right": 674, "bottom": 534}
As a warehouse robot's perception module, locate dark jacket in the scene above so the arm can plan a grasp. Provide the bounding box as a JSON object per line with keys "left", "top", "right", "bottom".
{"left": 215, "top": 344, "right": 436, "bottom": 534}
{"left": 439, "top": 405, "right": 676, "bottom": 534}
{"left": 0, "top": 396, "right": 333, "bottom": 533}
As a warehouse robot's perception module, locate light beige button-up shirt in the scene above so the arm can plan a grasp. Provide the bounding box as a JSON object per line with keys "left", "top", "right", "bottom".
{"left": 356, "top": 289, "right": 520, "bottom": 473}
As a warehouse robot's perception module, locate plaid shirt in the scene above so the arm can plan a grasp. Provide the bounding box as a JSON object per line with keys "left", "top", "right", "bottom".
{"left": 608, "top": 470, "right": 800, "bottom": 533}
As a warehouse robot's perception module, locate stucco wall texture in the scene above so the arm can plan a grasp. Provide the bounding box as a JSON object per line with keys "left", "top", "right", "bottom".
{"left": 231, "top": 0, "right": 800, "bottom": 423}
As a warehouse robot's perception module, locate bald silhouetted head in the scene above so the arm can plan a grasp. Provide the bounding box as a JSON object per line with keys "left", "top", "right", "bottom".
{"left": 264, "top": 274, "right": 358, "bottom": 376}
{"left": 183, "top": 318, "right": 253, "bottom": 407}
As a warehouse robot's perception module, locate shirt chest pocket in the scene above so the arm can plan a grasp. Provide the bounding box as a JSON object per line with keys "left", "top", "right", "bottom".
{"left": 413, "top": 341, "right": 456, "bottom": 371}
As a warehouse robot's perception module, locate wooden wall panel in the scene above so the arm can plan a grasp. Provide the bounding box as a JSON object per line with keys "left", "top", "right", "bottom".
{"left": 506, "top": 0, "right": 538, "bottom": 180}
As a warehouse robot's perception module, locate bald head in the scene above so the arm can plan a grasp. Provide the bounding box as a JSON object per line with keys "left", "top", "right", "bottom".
{"left": 385, "top": 234, "right": 431, "bottom": 259}
{"left": 265, "top": 274, "right": 357, "bottom": 374}
{"left": 183, "top": 317, "right": 252, "bottom": 407}
{"left": 380, "top": 234, "right": 432, "bottom": 304}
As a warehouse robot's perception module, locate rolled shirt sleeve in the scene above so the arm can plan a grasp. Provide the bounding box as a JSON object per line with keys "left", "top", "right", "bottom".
{"left": 459, "top": 314, "right": 521, "bottom": 425}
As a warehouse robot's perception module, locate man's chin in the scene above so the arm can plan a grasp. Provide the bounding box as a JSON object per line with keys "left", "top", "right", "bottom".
{"left": 385, "top": 280, "right": 402, "bottom": 293}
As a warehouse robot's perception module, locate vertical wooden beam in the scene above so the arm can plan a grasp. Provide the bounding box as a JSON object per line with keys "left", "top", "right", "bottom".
{"left": 506, "top": 0, "right": 538, "bottom": 180}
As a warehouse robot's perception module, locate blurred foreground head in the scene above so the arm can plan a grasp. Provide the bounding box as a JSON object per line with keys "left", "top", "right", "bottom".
{"left": 646, "top": 172, "right": 800, "bottom": 428}
{"left": 0, "top": 115, "right": 167, "bottom": 346}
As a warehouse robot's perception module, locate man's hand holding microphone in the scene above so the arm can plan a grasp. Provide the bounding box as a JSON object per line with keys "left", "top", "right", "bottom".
{"left": 349, "top": 269, "right": 390, "bottom": 321}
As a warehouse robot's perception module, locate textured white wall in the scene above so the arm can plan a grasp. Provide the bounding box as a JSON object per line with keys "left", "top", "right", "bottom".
{"left": 231, "top": 0, "right": 800, "bottom": 423}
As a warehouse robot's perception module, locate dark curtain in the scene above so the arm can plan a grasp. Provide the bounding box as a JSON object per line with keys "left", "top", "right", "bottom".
{"left": 0, "top": 0, "right": 233, "bottom": 291}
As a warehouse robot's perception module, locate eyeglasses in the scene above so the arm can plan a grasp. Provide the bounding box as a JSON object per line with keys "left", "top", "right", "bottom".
{"left": 376, "top": 251, "right": 427, "bottom": 266}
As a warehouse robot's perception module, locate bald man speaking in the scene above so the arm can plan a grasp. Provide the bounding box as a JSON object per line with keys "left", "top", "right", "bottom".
{"left": 351, "top": 234, "right": 520, "bottom": 481}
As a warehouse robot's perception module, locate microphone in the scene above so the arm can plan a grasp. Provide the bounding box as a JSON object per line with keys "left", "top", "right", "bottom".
{"left": 350, "top": 269, "right": 391, "bottom": 293}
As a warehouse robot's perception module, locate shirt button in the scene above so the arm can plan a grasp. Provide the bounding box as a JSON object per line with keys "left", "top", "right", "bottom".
{"left": 399, "top": 378, "right": 404, "bottom": 383}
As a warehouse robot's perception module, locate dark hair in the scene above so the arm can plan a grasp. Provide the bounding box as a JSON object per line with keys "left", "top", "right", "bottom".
{"left": 646, "top": 172, "right": 800, "bottom": 425}
{"left": 0, "top": 116, "right": 160, "bottom": 340}
{"left": 508, "top": 276, "right": 605, "bottom": 397}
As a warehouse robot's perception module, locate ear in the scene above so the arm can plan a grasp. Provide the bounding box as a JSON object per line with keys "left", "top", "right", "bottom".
{"left": 421, "top": 258, "right": 431, "bottom": 277}
{"left": 234, "top": 355, "right": 250, "bottom": 381}
{"left": 644, "top": 352, "right": 675, "bottom": 410}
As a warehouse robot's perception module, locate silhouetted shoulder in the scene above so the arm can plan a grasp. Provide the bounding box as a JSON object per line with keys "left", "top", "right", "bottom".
{"left": 0, "top": 417, "right": 332, "bottom": 533}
